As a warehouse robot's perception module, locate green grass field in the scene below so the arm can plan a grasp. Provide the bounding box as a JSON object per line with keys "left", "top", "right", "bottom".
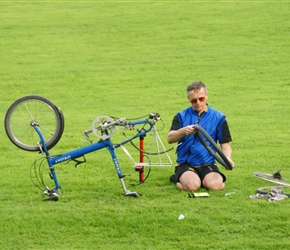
{"left": 1, "top": 1, "right": 290, "bottom": 249}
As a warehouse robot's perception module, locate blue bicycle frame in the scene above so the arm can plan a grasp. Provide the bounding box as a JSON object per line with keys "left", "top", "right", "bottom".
{"left": 32, "top": 117, "right": 157, "bottom": 197}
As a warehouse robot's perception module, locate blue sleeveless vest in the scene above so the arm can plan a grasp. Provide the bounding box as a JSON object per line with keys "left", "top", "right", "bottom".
{"left": 176, "top": 105, "right": 225, "bottom": 166}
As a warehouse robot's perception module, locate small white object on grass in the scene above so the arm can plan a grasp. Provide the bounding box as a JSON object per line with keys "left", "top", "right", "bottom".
{"left": 178, "top": 214, "right": 185, "bottom": 220}
{"left": 224, "top": 192, "right": 236, "bottom": 196}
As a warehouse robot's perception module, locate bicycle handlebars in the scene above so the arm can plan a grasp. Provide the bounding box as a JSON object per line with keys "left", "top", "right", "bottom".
{"left": 90, "top": 113, "right": 160, "bottom": 140}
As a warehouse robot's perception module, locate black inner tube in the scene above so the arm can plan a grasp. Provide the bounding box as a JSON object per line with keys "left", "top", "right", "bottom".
{"left": 194, "top": 125, "right": 233, "bottom": 170}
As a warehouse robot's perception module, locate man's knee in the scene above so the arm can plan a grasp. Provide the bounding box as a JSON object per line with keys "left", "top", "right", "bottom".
{"left": 202, "top": 172, "right": 225, "bottom": 191}
{"left": 204, "top": 180, "right": 225, "bottom": 191}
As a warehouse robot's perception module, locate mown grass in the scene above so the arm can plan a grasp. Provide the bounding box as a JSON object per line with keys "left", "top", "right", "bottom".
{"left": 1, "top": 1, "right": 290, "bottom": 249}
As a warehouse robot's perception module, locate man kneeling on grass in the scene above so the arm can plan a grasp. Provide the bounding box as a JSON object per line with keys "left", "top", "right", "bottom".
{"left": 167, "top": 81, "right": 234, "bottom": 192}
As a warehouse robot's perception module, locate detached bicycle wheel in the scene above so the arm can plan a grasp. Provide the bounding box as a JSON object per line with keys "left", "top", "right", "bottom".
{"left": 4, "top": 95, "right": 64, "bottom": 151}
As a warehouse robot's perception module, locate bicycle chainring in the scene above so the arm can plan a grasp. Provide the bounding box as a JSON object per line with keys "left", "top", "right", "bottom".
{"left": 92, "top": 115, "right": 116, "bottom": 140}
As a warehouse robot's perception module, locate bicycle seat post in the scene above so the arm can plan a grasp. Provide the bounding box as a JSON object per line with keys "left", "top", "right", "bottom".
{"left": 106, "top": 138, "right": 140, "bottom": 197}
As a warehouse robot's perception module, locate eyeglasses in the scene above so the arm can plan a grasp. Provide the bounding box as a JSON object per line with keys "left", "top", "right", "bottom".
{"left": 190, "top": 96, "right": 206, "bottom": 104}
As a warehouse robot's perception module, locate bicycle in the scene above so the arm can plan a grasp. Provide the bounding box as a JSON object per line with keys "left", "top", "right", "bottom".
{"left": 5, "top": 95, "right": 167, "bottom": 200}
{"left": 4, "top": 95, "right": 232, "bottom": 201}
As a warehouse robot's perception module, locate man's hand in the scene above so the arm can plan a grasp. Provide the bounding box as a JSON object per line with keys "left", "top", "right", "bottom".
{"left": 167, "top": 124, "right": 197, "bottom": 143}
{"left": 227, "top": 157, "right": 235, "bottom": 168}
{"left": 183, "top": 125, "right": 197, "bottom": 136}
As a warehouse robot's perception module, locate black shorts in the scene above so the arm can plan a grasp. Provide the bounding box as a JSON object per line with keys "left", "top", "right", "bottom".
{"left": 170, "top": 163, "right": 226, "bottom": 183}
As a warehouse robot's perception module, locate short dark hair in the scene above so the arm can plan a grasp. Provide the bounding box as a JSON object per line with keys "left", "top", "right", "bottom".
{"left": 186, "top": 81, "right": 208, "bottom": 95}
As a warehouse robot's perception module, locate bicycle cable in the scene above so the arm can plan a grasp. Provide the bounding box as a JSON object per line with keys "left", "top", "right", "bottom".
{"left": 30, "top": 156, "right": 48, "bottom": 192}
{"left": 109, "top": 113, "right": 153, "bottom": 121}
{"left": 120, "top": 117, "right": 177, "bottom": 155}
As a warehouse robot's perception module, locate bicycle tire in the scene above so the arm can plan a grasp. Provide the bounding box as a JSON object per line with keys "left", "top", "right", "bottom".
{"left": 195, "top": 125, "right": 233, "bottom": 170}
{"left": 4, "top": 95, "right": 64, "bottom": 151}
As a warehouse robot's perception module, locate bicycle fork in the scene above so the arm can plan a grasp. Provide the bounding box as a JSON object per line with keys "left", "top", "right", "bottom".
{"left": 32, "top": 124, "right": 61, "bottom": 196}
